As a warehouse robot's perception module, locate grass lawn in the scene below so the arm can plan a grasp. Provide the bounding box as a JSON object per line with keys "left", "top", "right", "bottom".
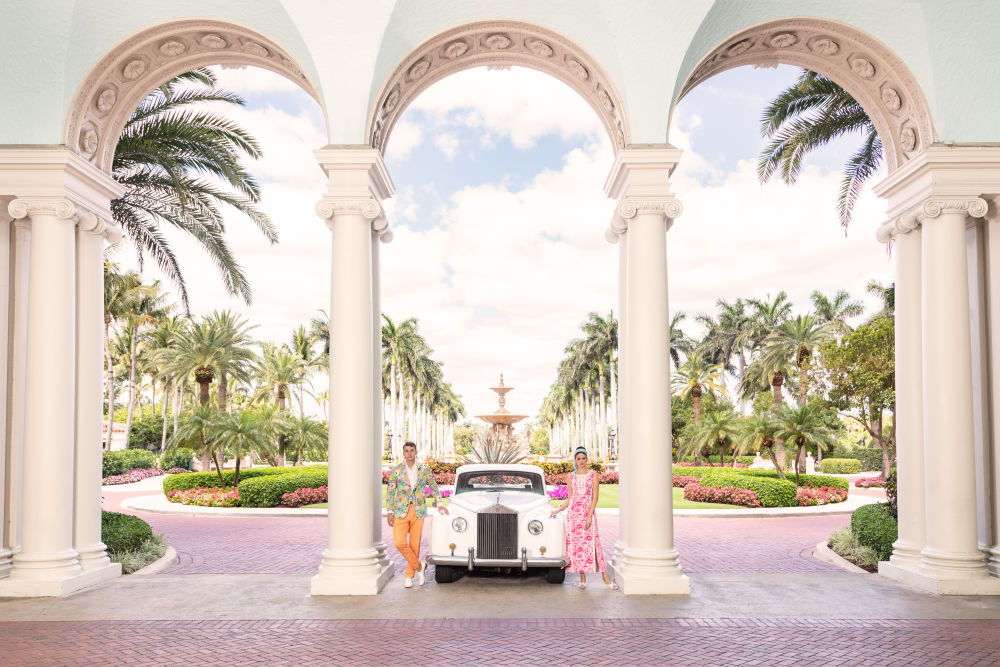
{"left": 304, "top": 484, "right": 743, "bottom": 510}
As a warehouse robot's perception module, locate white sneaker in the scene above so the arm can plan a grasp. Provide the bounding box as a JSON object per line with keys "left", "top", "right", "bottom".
{"left": 417, "top": 562, "right": 426, "bottom": 586}
{"left": 404, "top": 577, "right": 413, "bottom": 588}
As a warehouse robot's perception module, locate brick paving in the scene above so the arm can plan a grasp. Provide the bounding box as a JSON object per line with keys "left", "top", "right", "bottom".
{"left": 2, "top": 618, "right": 998, "bottom": 665}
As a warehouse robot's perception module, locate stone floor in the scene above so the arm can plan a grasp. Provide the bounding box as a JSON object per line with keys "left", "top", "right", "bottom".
{"left": 2, "top": 482, "right": 1000, "bottom": 665}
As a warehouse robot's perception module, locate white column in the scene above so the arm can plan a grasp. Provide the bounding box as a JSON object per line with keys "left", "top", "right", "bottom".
{"left": 0, "top": 197, "right": 12, "bottom": 578}
{"left": 371, "top": 220, "right": 393, "bottom": 583}
{"left": 1, "top": 199, "right": 89, "bottom": 596}
{"left": 72, "top": 211, "right": 120, "bottom": 580}
{"left": 607, "top": 219, "right": 627, "bottom": 581}
{"left": 5, "top": 217, "right": 30, "bottom": 566}
{"left": 985, "top": 202, "right": 1000, "bottom": 575}
{"left": 880, "top": 216, "right": 926, "bottom": 574}
{"left": 916, "top": 197, "right": 1000, "bottom": 592}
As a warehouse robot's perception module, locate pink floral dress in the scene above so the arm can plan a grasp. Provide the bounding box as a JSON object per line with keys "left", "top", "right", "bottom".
{"left": 565, "top": 471, "right": 607, "bottom": 574}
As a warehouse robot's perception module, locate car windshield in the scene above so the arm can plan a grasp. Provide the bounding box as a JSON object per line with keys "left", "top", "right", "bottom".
{"left": 456, "top": 471, "right": 545, "bottom": 495}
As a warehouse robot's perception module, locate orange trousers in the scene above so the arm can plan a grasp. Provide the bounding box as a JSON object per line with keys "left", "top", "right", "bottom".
{"left": 393, "top": 503, "right": 424, "bottom": 578}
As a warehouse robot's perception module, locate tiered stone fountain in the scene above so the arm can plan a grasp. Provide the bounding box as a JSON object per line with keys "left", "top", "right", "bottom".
{"left": 475, "top": 374, "right": 528, "bottom": 444}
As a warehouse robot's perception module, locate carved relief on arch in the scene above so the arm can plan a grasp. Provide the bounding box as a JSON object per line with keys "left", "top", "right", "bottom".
{"left": 678, "top": 18, "right": 935, "bottom": 170}
{"left": 368, "top": 21, "right": 630, "bottom": 155}
{"left": 64, "top": 19, "right": 321, "bottom": 172}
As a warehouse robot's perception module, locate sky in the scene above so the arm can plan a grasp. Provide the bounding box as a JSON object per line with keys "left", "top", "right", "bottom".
{"left": 115, "top": 64, "right": 893, "bottom": 422}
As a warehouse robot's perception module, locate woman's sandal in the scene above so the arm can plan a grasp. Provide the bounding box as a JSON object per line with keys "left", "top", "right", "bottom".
{"left": 607, "top": 582, "right": 619, "bottom": 590}
{"left": 578, "top": 582, "right": 586, "bottom": 589}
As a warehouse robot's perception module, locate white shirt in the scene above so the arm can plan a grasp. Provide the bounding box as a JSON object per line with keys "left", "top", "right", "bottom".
{"left": 405, "top": 462, "right": 418, "bottom": 489}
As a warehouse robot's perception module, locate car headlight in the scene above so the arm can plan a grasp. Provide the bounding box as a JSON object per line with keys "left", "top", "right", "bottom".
{"left": 527, "top": 519, "right": 544, "bottom": 535}
{"left": 451, "top": 517, "right": 468, "bottom": 533}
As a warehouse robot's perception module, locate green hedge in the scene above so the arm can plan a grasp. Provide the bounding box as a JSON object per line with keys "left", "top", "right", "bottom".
{"left": 737, "top": 468, "right": 849, "bottom": 491}
{"left": 102, "top": 450, "right": 157, "bottom": 477}
{"left": 700, "top": 469, "right": 797, "bottom": 507}
{"left": 853, "top": 447, "right": 884, "bottom": 472}
{"left": 851, "top": 503, "right": 898, "bottom": 560}
{"left": 159, "top": 448, "right": 195, "bottom": 471}
{"left": 101, "top": 511, "right": 153, "bottom": 553}
{"left": 237, "top": 467, "right": 327, "bottom": 507}
{"left": 819, "top": 458, "right": 862, "bottom": 474}
{"left": 162, "top": 466, "right": 290, "bottom": 493}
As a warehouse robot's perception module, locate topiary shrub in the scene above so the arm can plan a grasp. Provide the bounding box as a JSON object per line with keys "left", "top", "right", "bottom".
{"left": 101, "top": 511, "right": 153, "bottom": 553}
{"left": 700, "top": 469, "right": 797, "bottom": 507}
{"left": 162, "top": 467, "right": 291, "bottom": 494}
{"left": 102, "top": 450, "right": 157, "bottom": 477}
{"left": 159, "top": 448, "right": 195, "bottom": 471}
{"left": 128, "top": 415, "right": 172, "bottom": 451}
{"left": 819, "top": 458, "right": 862, "bottom": 474}
{"left": 237, "top": 467, "right": 328, "bottom": 507}
{"left": 851, "top": 502, "right": 898, "bottom": 561}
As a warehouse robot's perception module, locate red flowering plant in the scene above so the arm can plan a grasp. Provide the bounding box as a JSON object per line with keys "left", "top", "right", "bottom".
{"left": 795, "top": 486, "right": 848, "bottom": 506}
{"left": 682, "top": 482, "right": 761, "bottom": 508}
{"left": 103, "top": 467, "right": 164, "bottom": 485}
{"left": 167, "top": 487, "right": 240, "bottom": 507}
{"left": 854, "top": 475, "right": 886, "bottom": 488}
{"left": 673, "top": 475, "right": 699, "bottom": 488}
{"left": 280, "top": 486, "right": 328, "bottom": 507}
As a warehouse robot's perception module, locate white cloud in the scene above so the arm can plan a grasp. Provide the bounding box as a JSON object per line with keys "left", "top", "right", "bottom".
{"left": 434, "top": 132, "right": 460, "bottom": 160}
{"left": 386, "top": 118, "right": 423, "bottom": 160}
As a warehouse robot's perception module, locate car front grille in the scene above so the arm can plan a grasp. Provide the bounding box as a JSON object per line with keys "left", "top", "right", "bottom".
{"left": 477, "top": 508, "right": 517, "bottom": 559}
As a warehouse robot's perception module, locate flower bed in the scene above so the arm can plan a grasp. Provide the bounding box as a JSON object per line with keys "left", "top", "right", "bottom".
{"left": 683, "top": 482, "right": 761, "bottom": 507}
{"left": 280, "top": 486, "right": 328, "bottom": 507}
{"left": 796, "top": 485, "right": 848, "bottom": 506}
{"left": 166, "top": 467, "right": 190, "bottom": 475}
{"left": 854, "top": 475, "right": 886, "bottom": 488}
{"left": 547, "top": 485, "right": 568, "bottom": 501}
{"left": 673, "top": 475, "right": 699, "bottom": 488}
{"left": 166, "top": 487, "right": 240, "bottom": 507}
{"left": 103, "top": 467, "right": 164, "bottom": 485}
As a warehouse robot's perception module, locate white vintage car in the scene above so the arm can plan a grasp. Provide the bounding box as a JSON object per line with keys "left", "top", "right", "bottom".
{"left": 426, "top": 463, "right": 566, "bottom": 583}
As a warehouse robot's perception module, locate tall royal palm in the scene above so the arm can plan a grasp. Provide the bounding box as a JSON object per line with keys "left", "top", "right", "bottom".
{"left": 810, "top": 289, "right": 864, "bottom": 335}
{"left": 581, "top": 311, "right": 617, "bottom": 457}
{"left": 103, "top": 263, "right": 148, "bottom": 444}
{"left": 759, "top": 315, "right": 837, "bottom": 407}
{"left": 775, "top": 403, "right": 837, "bottom": 486}
{"left": 757, "top": 70, "right": 881, "bottom": 230}
{"left": 671, "top": 353, "right": 726, "bottom": 426}
{"left": 113, "top": 68, "right": 276, "bottom": 310}
{"left": 121, "top": 282, "right": 171, "bottom": 448}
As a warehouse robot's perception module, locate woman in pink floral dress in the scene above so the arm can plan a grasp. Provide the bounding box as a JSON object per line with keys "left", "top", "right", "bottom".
{"left": 550, "top": 446, "right": 618, "bottom": 589}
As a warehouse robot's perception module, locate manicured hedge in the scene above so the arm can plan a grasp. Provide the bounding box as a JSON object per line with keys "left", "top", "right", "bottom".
{"left": 853, "top": 447, "right": 884, "bottom": 472}
{"left": 851, "top": 503, "right": 898, "bottom": 561}
{"left": 700, "top": 469, "right": 797, "bottom": 507}
{"left": 237, "top": 467, "right": 327, "bottom": 507}
{"left": 159, "top": 448, "right": 195, "bottom": 471}
{"left": 819, "top": 458, "right": 862, "bottom": 474}
{"left": 101, "top": 511, "right": 153, "bottom": 553}
{"left": 678, "top": 455, "right": 757, "bottom": 466}
{"left": 737, "top": 468, "right": 849, "bottom": 491}
{"left": 162, "top": 467, "right": 291, "bottom": 494}
{"left": 102, "top": 450, "right": 157, "bottom": 477}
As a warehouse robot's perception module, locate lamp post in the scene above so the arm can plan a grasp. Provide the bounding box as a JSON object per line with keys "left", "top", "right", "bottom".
{"left": 386, "top": 428, "right": 393, "bottom": 462}
{"left": 608, "top": 427, "right": 617, "bottom": 462}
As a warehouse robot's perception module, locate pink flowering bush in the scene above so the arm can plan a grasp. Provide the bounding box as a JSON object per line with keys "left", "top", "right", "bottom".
{"left": 673, "top": 475, "right": 699, "bottom": 488}
{"left": 796, "top": 485, "right": 848, "bottom": 506}
{"left": 440, "top": 489, "right": 453, "bottom": 499}
{"left": 855, "top": 475, "right": 886, "bottom": 488}
{"left": 102, "top": 467, "right": 164, "bottom": 485}
{"left": 434, "top": 472, "right": 456, "bottom": 485}
{"left": 167, "top": 487, "right": 240, "bottom": 507}
{"left": 544, "top": 471, "right": 619, "bottom": 486}
{"left": 683, "top": 482, "right": 761, "bottom": 507}
{"left": 674, "top": 461, "right": 748, "bottom": 469}
{"left": 547, "top": 485, "right": 568, "bottom": 500}
{"left": 166, "top": 467, "right": 189, "bottom": 475}
{"left": 280, "top": 486, "right": 328, "bottom": 507}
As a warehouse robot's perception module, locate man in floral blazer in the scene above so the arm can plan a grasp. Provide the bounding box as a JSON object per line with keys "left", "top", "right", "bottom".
{"left": 386, "top": 441, "right": 448, "bottom": 588}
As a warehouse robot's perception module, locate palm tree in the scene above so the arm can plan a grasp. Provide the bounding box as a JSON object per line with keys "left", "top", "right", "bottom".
{"left": 210, "top": 409, "right": 273, "bottom": 486}
{"left": 671, "top": 354, "right": 726, "bottom": 426}
{"left": 104, "top": 264, "right": 147, "bottom": 446}
{"left": 758, "top": 315, "right": 837, "bottom": 406}
{"left": 113, "top": 68, "right": 276, "bottom": 310}
{"left": 168, "top": 402, "right": 223, "bottom": 483}
{"left": 145, "top": 315, "right": 185, "bottom": 453}
{"left": 810, "top": 289, "right": 863, "bottom": 335}
{"left": 207, "top": 310, "right": 257, "bottom": 412}
{"left": 866, "top": 280, "right": 895, "bottom": 321}
{"left": 309, "top": 310, "right": 331, "bottom": 358}
{"left": 284, "top": 415, "right": 328, "bottom": 465}
{"left": 121, "top": 282, "right": 171, "bottom": 448}
{"left": 290, "top": 325, "right": 322, "bottom": 418}
{"left": 581, "top": 311, "right": 617, "bottom": 456}
{"left": 684, "top": 409, "right": 741, "bottom": 467}
{"left": 669, "top": 312, "right": 694, "bottom": 369}
{"left": 757, "top": 69, "right": 880, "bottom": 230}
{"left": 256, "top": 344, "right": 305, "bottom": 413}
{"left": 774, "top": 403, "right": 837, "bottom": 485}
{"left": 739, "top": 411, "right": 785, "bottom": 479}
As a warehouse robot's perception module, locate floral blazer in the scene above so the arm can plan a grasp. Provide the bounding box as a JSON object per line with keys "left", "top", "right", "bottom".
{"left": 386, "top": 462, "right": 442, "bottom": 519}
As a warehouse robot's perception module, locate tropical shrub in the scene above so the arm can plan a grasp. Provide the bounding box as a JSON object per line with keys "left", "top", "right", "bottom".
{"left": 885, "top": 468, "right": 898, "bottom": 517}
{"left": 237, "top": 467, "right": 327, "bottom": 507}
{"left": 673, "top": 475, "right": 700, "bottom": 488}
{"left": 851, "top": 503, "right": 898, "bottom": 560}
{"left": 162, "top": 467, "right": 290, "bottom": 494}
{"left": 103, "top": 468, "right": 164, "bottom": 485}
{"left": 738, "top": 468, "right": 849, "bottom": 491}
{"left": 159, "top": 448, "right": 195, "bottom": 471}
{"left": 683, "top": 483, "right": 761, "bottom": 507}
{"left": 796, "top": 486, "right": 848, "bottom": 506}
{"left": 855, "top": 475, "right": 886, "bottom": 488}
{"left": 128, "top": 415, "right": 172, "bottom": 451}
{"left": 101, "top": 511, "right": 153, "bottom": 553}
{"left": 102, "top": 449, "right": 157, "bottom": 477}
{"left": 167, "top": 487, "right": 240, "bottom": 507}
{"left": 700, "top": 469, "right": 797, "bottom": 507}
{"left": 280, "top": 486, "right": 328, "bottom": 507}
{"left": 819, "top": 458, "right": 862, "bottom": 474}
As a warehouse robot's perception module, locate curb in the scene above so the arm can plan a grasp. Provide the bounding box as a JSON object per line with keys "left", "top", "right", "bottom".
{"left": 132, "top": 546, "right": 178, "bottom": 576}
{"left": 813, "top": 540, "right": 869, "bottom": 574}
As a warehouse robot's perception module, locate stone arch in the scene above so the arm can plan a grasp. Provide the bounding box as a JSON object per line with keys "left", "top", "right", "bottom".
{"left": 63, "top": 19, "right": 323, "bottom": 173}
{"left": 366, "top": 21, "right": 629, "bottom": 154}
{"left": 676, "top": 17, "right": 935, "bottom": 171}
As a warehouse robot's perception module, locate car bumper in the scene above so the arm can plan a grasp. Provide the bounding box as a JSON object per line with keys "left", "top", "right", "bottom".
{"left": 427, "top": 548, "right": 566, "bottom": 571}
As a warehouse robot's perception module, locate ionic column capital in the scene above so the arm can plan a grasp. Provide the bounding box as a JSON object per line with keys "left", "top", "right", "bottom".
{"left": 919, "top": 197, "right": 988, "bottom": 221}
{"left": 606, "top": 196, "right": 682, "bottom": 243}
{"left": 316, "top": 197, "right": 392, "bottom": 243}
{"left": 876, "top": 210, "right": 921, "bottom": 244}
{"left": 8, "top": 198, "right": 77, "bottom": 221}
{"left": 75, "top": 209, "right": 121, "bottom": 243}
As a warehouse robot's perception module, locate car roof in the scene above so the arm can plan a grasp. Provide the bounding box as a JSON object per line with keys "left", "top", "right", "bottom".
{"left": 456, "top": 463, "right": 544, "bottom": 476}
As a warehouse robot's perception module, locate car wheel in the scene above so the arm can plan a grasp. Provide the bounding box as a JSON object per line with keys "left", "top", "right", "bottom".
{"left": 545, "top": 568, "right": 566, "bottom": 584}
{"left": 434, "top": 565, "right": 456, "bottom": 584}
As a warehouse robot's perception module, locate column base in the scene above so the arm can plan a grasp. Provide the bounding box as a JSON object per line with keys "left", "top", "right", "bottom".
{"left": 77, "top": 543, "right": 112, "bottom": 571}
{"left": 374, "top": 540, "right": 395, "bottom": 586}
{"left": 0, "top": 549, "right": 11, "bottom": 579}
{"left": 987, "top": 547, "right": 1000, "bottom": 577}
{"left": 311, "top": 547, "right": 393, "bottom": 596}
{"left": 616, "top": 547, "right": 690, "bottom": 595}
{"left": 888, "top": 540, "right": 923, "bottom": 571}
{"left": 879, "top": 560, "right": 1000, "bottom": 595}
{"left": 0, "top": 561, "right": 120, "bottom": 598}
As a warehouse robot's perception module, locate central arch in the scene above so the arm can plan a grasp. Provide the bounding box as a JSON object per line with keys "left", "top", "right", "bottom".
{"left": 366, "top": 21, "right": 630, "bottom": 155}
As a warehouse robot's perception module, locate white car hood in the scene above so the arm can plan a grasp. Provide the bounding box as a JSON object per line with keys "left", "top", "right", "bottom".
{"left": 451, "top": 490, "right": 549, "bottom": 514}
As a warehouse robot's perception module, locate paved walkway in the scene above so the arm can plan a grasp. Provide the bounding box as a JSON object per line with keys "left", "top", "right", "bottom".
{"left": 3, "top": 479, "right": 999, "bottom": 665}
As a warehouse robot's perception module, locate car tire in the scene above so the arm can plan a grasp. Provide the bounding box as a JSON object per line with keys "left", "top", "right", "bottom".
{"left": 545, "top": 568, "right": 566, "bottom": 584}
{"left": 435, "top": 565, "right": 456, "bottom": 584}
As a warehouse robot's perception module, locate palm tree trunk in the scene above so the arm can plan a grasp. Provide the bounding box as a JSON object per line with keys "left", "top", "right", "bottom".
{"left": 123, "top": 326, "right": 139, "bottom": 449}
{"left": 159, "top": 376, "right": 170, "bottom": 454}
{"left": 198, "top": 378, "right": 210, "bottom": 406}
{"left": 105, "top": 315, "right": 116, "bottom": 450}
{"left": 609, "top": 356, "right": 618, "bottom": 433}
{"left": 218, "top": 371, "right": 228, "bottom": 412}
{"left": 737, "top": 353, "right": 746, "bottom": 414}
{"left": 173, "top": 383, "right": 182, "bottom": 434}
{"left": 389, "top": 360, "right": 398, "bottom": 461}
{"left": 772, "top": 374, "right": 786, "bottom": 470}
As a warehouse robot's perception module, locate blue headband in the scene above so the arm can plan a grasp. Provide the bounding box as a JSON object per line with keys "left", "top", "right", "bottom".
{"left": 574, "top": 446, "right": 588, "bottom": 458}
